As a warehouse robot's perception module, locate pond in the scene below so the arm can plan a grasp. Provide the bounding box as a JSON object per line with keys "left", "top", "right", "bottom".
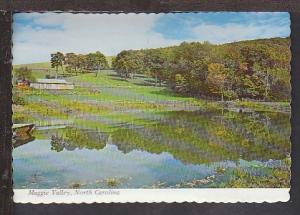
{"left": 13, "top": 108, "right": 291, "bottom": 188}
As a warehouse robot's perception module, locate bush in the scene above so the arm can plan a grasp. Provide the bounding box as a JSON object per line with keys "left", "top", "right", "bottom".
{"left": 269, "top": 79, "right": 291, "bottom": 101}
{"left": 224, "top": 90, "right": 238, "bottom": 100}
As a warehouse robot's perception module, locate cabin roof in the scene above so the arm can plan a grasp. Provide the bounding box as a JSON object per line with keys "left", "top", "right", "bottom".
{"left": 35, "top": 79, "right": 72, "bottom": 84}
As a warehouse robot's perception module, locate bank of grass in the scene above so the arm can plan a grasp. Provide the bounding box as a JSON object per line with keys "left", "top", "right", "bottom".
{"left": 68, "top": 71, "right": 205, "bottom": 103}
{"left": 229, "top": 100, "right": 290, "bottom": 113}
{"left": 14, "top": 67, "right": 290, "bottom": 114}
{"left": 13, "top": 105, "right": 36, "bottom": 123}
{"left": 13, "top": 102, "right": 70, "bottom": 124}
{"left": 13, "top": 69, "right": 290, "bottom": 131}
{"left": 69, "top": 71, "right": 290, "bottom": 112}
{"left": 13, "top": 62, "right": 50, "bottom": 71}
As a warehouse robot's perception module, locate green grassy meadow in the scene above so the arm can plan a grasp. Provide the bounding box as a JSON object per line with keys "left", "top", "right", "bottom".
{"left": 12, "top": 63, "right": 291, "bottom": 188}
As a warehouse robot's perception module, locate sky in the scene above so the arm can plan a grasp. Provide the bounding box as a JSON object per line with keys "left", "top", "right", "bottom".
{"left": 12, "top": 12, "right": 290, "bottom": 64}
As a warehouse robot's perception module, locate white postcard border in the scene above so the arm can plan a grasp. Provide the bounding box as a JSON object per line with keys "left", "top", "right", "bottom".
{"left": 14, "top": 188, "right": 290, "bottom": 203}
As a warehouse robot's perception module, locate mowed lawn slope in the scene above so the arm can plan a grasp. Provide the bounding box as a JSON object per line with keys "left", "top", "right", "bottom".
{"left": 13, "top": 68, "right": 207, "bottom": 133}
{"left": 68, "top": 70, "right": 202, "bottom": 103}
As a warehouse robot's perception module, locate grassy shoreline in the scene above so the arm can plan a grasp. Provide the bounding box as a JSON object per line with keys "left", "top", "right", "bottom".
{"left": 13, "top": 69, "right": 290, "bottom": 124}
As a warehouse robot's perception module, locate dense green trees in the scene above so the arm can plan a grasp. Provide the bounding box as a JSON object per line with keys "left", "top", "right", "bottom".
{"left": 64, "top": 53, "right": 79, "bottom": 75}
{"left": 51, "top": 52, "right": 65, "bottom": 77}
{"left": 49, "top": 38, "right": 290, "bottom": 101}
{"left": 85, "top": 51, "right": 108, "bottom": 77}
{"left": 206, "top": 63, "right": 227, "bottom": 101}
{"left": 51, "top": 51, "right": 109, "bottom": 76}
{"left": 113, "top": 38, "right": 290, "bottom": 101}
{"left": 113, "top": 50, "right": 144, "bottom": 79}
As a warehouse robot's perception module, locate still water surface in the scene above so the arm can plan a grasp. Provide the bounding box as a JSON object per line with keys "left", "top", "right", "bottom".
{"left": 13, "top": 109, "right": 290, "bottom": 188}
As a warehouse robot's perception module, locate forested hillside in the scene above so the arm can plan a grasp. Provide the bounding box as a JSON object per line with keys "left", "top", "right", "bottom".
{"left": 113, "top": 38, "right": 290, "bottom": 101}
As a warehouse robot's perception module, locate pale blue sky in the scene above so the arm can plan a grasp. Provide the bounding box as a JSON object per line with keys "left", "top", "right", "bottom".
{"left": 13, "top": 12, "right": 290, "bottom": 64}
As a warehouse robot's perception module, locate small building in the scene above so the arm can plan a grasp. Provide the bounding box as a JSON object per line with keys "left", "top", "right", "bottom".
{"left": 30, "top": 79, "right": 74, "bottom": 90}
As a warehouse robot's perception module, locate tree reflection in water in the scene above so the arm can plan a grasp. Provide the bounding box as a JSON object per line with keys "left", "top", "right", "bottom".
{"left": 50, "top": 127, "right": 107, "bottom": 152}
{"left": 42, "top": 109, "right": 290, "bottom": 165}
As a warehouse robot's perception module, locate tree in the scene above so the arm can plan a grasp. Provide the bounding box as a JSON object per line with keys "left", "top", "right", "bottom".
{"left": 111, "top": 56, "right": 116, "bottom": 69}
{"left": 91, "top": 51, "right": 108, "bottom": 77}
{"left": 206, "top": 63, "right": 226, "bottom": 101}
{"left": 171, "top": 42, "right": 213, "bottom": 95}
{"left": 144, "top": 50, "right": 165, "bottom": 86}
{"left": 83, "top": 52, "right": 108, "bottom": 76}
{"left": 64, "top": 53, "right": 79, "bottom": 75}
{"left": 114, "top": 50, "right": 143, "bottom": 79}
{"left": 51, "top": 52, "right": 65, "bottom": 78}
{"left": 174, "top": 73, "right": 187, "bottom": 93}
{"left": 111, "top": 38, "right": 290, "bottom": 101}
{"left": 114, "top": 56, "right": 132, "bottom": 79}
{"left": 46, "top": 37, "right": 290, "bottom": 102}
{"left": 77, "top": 54, "right": 87, "bottom": 72}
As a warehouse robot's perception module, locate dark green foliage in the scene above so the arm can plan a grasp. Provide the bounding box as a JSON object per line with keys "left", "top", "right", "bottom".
{"left": 51, "top": 52, "right": 65, "bottom": 74}
{"left": 85, "top": 52, "right": 108, "bottom": 71}
{"left": 64, "top": 53, "right": 79, "bottom": 74}
{"left": 113, "top": 38, "right": 290, "bottom": 101}
{"left": 50, "top": 127, "right": 106, "bottom": 152}
{"left": 51, "top": 51, "right": 109, "bottom": 76}
{"left": 113, "top": 50, "right": 144, "bottom": 79}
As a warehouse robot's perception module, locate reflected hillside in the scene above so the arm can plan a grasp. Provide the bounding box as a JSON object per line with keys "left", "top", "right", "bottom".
{"left": 22, "top": 108, "right": 290, "bottom": 166}
{"left": 33, "top": 127, "right": 108, "bottom": 152}
{"left": 50, "top": 128, "right": 108, "bottom": 152}
{"left": 111, "top": 110, "right": 290, "bottom": 164}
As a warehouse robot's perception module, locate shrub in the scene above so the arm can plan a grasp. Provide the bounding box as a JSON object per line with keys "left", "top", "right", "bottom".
{"left": 224, "top": 90, "right": 238, "bottom": 100}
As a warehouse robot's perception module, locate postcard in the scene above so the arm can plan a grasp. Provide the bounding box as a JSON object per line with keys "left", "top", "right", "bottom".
{"left": 12, "top": 12, "right": 291, "bottom": 203}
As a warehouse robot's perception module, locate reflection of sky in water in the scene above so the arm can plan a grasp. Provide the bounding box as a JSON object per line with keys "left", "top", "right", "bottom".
{"left": 13, "top": 138, "right": 284, "bottom": 189}
{"left": 14, "top": 139, "right": 214, "bottom": 188}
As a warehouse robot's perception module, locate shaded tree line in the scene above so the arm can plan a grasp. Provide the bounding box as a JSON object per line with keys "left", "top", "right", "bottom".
{"left": 113, "top": 38, "right": 290, "bottom": 101}
{"left": 51, "top": 51, "right": 109, "bottom": 77}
